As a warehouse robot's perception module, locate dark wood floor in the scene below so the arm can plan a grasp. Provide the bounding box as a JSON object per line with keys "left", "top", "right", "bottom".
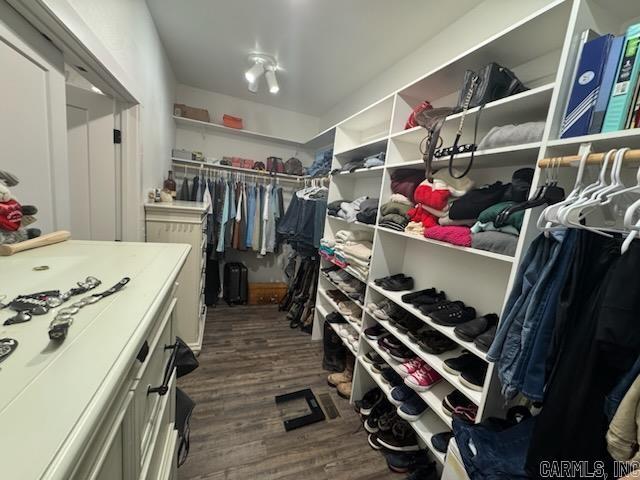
{"left": 178, "top": 305, "right": 395, "bottom": 480}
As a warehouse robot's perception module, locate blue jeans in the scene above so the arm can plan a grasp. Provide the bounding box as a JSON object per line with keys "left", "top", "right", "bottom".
{"left": 453, "top": 417, "right": 535, "bottom": 479}
{"left": 520, "top": 229, "right": 577, "bottom": 401}
{"left": 488, "top": 231, "right": 570, "bottom": 399}
{"left": 245, "top": 184, "right": 256, "bottom": 248}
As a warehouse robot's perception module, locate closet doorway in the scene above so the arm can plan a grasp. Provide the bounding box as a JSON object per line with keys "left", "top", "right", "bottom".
{"left": 66, "top": 84, "right": 118, "bottom": 241}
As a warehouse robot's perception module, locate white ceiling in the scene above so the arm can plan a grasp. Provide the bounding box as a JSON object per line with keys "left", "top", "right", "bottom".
{"left": 146, "top": 0, "right": 482, "bottom": 117}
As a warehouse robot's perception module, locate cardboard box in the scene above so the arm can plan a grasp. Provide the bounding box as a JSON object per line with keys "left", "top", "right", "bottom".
{"left": 248, "top": 282, "right": 288, "bottom": 305}
{"left": 174, "top": 103, "right": 210, "bottom": 123}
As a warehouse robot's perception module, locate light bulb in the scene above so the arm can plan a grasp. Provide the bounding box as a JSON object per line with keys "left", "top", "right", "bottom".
{"left": 245, "top": 62, "right": 264, "bottom": 84}
{"left": 265, "top": 69, "right": 279, "bottom": 94}
{"left": 248, "top": 78, "right": 259, "bottom": 93}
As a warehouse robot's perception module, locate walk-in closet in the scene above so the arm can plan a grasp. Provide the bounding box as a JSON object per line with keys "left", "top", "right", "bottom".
{"left": 2, "top": 1, "right": 640, "bottom": 479}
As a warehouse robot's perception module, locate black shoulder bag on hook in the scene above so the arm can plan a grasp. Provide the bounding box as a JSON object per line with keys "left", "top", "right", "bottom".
{"left": 420, "top": 63, "right": 528, "bottom": 180}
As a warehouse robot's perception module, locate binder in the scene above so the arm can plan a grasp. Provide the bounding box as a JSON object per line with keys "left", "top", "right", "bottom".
{"left": 589, "top": 35, "right": 625, "bottom": 134}
{"left": 561, "top": 34, "right": 613, "bottom": 138}
{"left": 602, "top": 23, "right": 640, "bottom": 133}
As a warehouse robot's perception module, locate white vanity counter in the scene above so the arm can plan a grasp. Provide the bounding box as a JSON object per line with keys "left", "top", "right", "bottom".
{"left": 0, "top": 240, "right": 190, "bottom": 480}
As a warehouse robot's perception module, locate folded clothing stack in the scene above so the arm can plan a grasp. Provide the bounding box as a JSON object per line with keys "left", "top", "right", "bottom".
{"left": 390, "top": 169, "right": 425, "bottom": 203}
{"left": 319, "top": 238, "right": 335, "bottom": 260}
{"left": 379, "top": 200, "right": 412, "bottom": 231}
{"left": 327, "top": 199, "right": 343, "bottom": 217}
{"left": 323, "top": 266, "right": 366, "bottom": 304}
{"left": 356, "top": 197, "right": 379, "bottom": 224}
{"left": 339, "top": 240, "right": 373, "bottom": 278}
{"left": 477, "top": 121, "right": 545, "bottom": 150}
{"left": 333, "top": 151, "right": 385, "bottom": 174}
{"left": 336, "top": 196, "right": 368, "bottom": 222}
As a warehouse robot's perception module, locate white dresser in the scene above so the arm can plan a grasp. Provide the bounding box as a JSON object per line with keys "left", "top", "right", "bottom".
{"left": 0, "top": 240, "right": 190, "bottom": 480}
{"left": 145, "top": 201, "right": 208, "bottom": 354}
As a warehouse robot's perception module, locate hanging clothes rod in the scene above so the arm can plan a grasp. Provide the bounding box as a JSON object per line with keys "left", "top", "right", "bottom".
{"left": 172, "top": 158, "right": 328, "bottom": 183}
{"left": 539, "top": 148, "right": 640, "bottom": 168}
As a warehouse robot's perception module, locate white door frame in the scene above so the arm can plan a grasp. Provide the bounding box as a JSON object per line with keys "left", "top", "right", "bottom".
{"left": 9, "top": 0, "right": 145, "bottom": 241}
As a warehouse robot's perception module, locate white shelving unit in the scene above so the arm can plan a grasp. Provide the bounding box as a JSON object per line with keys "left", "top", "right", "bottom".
{"left": 311, "top": 0, "right": 640, "bottom": 469}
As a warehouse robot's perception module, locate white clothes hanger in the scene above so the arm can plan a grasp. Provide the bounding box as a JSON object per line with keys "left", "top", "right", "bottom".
{"left": 556, "top": 149, "right": 616, "bottom": 230}
{"left": 538, "top": 151, "right": 589, "bottom": 235}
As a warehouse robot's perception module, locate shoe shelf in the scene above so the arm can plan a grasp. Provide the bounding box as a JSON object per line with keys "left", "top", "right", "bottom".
{"left": 368, "top": 313, "right": 483, "bottom": 405}
{"left": 319, "top": 273, "right": 364, "bottom": 307}
{"left": 361, "top": 331, "right": 455, "bottom": 429}
{"left": 357, "top": 355, "right": 449, "bottom": 464}
{"left": 318, "top": 304, "right": 359, "bottom": 357}
{"left": 326, "top": 215, "right": 376, "bottom": 231}
{"left": 317, "top": 287, "right": 362, "bottom": 332}
{"left": 375, "top": 226, "right": 515, "bottom": 263}
{"left": 368, "top": 283, "right": 489, "bottom": 361}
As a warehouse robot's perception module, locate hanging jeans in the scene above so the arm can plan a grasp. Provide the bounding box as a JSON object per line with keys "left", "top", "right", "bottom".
{"left": 526, "top": 232, "right": 640, "bottom": 479}
{"left": 453, "top": 417, "right": 535, "bottom": 480}
{"left": 487, "top": 230, "right": 570, "bottom": 399}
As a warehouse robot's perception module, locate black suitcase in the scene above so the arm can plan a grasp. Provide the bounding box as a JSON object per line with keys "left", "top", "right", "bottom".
{"left": 223, "top": 262, "right": 248, "bottom": 305}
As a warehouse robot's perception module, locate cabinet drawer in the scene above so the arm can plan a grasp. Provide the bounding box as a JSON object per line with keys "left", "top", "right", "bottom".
{"left": 140, "top": 374, "right": 176, "bottom": 480}
{"left": 133, "top": 307, "right": 174, "bottom": 466}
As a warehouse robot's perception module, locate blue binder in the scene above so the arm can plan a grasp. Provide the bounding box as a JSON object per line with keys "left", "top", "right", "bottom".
{"left": 589, "top": 35, "right": 625, "bottom": 134}
{"left": 561, "top": 34, "right": 613, "bottom": 138}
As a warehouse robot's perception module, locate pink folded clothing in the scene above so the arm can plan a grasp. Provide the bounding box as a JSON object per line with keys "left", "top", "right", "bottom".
{"left": 424, "top": 225, "right": 472, "bottom": 247}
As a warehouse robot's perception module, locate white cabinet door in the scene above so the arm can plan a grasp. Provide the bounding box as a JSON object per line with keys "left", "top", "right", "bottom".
{"left": 66, "top": 84, "right": 117, "bottom": 240}
{"left": 0, "top": 0, "right": 69, "bottom": 232}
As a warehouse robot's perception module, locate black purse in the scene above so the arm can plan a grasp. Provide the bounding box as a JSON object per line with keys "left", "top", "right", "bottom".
{"left": 435, "top": 63, "right": 528, "bottom": 179}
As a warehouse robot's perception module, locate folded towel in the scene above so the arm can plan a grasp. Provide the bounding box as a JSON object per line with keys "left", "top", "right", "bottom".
{"left": 424, "top": 225, "right": 472, "bottom": 247}
{"left": 471, "top": 231, "right": 517, "bottom": 256}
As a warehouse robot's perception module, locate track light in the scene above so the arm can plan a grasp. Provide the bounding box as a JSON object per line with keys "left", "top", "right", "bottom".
{"left": 248, "top": 78, "right": 259, "bottom": 93}
{"left": 244, "top": 62, "right": 264, "bottom": 84}
{"left": 245, "top": 53, "right": 280, "bottom": 93}
{"left": 265, "top": 68, "right": 279, "bottom": 94}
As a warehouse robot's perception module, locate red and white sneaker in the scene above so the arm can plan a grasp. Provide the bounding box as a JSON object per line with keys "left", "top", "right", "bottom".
{"left": 404, "top": 364, "right": 442, "bottom": 392}
{"left": 398, "top": 358, "right": 425, "bottom": 377}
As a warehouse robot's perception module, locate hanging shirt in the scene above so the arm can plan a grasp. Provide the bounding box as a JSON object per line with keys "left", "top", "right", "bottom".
{"left": 245, "top": 184, "right": 256, "bottom": 249}
{"left": 178, "top": 176, "right": 190, "bottom": 201}
{"left": 260, "top": 184, "right": 272, "bottom": 255}
{"left": 191, "top": 176, "right": 199, "bottom": 201}
{"left": 216, "top": 181, "right": 230, "bottom": 253}
{"left": 266, "top": 184, "right": 278, "bottom": 253}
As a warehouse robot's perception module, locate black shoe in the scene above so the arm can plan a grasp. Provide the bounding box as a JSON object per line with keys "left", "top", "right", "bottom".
{"left": 406, "top": 463, "right": 438, "bottom": 480}
{"left": 474, "top": 325, "right": 497, "bottom": 353}
{"left": 403, "top": 289, "right": 446, "bottom": 306}
{"left": 381, "top": 367, "right": 404, "bottom": 387}
{"left": 430, "top": 305, "right": 476, "bottom": 327}
{"left": 460, "top": 361, "right": 488, "bottom": 391}
{"left": 443, "top": 353, "right": 478, "bottom": 375}
{"left": 416, "top": 330, "right": 457, "bottom": 355}
{"left": 376, "top": 418, "right": 420, "bottom": 451}
{"left": 454, "top": 313, "right": 499, "bottom": 342}
{"left": 384, "top": 451, "right": 433, "bottom": 473}
{"left": 325, "top": 311, "right": 348, "bottom": 324}
{"left": 363, "top": 351, "right": 384, "bottom": 365}
{"left": 387, "top": 345, "right": 416, "bottom": 363}
{"left": 378, "top": 335, "right": 403, "bottom": 352}
{"left": 375, "top": 273, "right": 407, "bottom": 286}
{"left": 442, "top": 390, "right": 472, "bottom": 416}
{"left": 368, "top": 433, "right": 383, "bottom": 450}
{"left": 431, "top": 431, "right": 453, "bottom": 453}
{"left": 418, "top": 300, "right": 460, "bottom": 315}
{"left": 364, "top": 399, "right": 394, "bottom": 433}
{"left": 359, "top": 387, "right": 383, "bottom": 416}
{"left": 381, "top": 276, "right": 414, "bottom": 292}
{"left": 364, "top": 324, "right": 388, "bottom": 340}
{"left": 389, "top": 314, "right": 423, "bottom": 334}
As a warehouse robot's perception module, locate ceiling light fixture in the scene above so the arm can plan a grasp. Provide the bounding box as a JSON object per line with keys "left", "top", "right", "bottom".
{"left": 245, "top": 53, "right": 279, "bottom": 94}
{"left": 265, "top": 67, "right": 279, "bottom": 94}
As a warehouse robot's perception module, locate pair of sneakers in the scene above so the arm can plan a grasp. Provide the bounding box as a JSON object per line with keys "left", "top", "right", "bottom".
{"left": 401, "top": 358, "right": 443, "bottom": 392}
{"left": 389, "top": 383, "right": 428, "bottom": 422}
{"left": 374, "top": 273, "right": 414, "bottom": 292}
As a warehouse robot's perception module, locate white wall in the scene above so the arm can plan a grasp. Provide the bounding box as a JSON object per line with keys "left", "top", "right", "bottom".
{"left": 320, "top": 0, "right": 559, "bottom": 129}
{"left": 64, "top": 0, "right": 176, "bottom": 196}
{"left": 176, "top": 84, "right": 320, "bottom": 143}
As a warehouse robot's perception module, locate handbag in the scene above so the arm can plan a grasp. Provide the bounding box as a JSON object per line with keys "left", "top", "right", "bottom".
{"left": 174, "top": 336, "right": 199, "bottom": 378}
{"left": 175, "top": 387, "right": 196, "bottom": 467}
{"left": 405, "top": 100, "right": 433, "bottom": 129}
{"left": 222, "top": 114, "right": 243, "bottom": 129}
{"left": 415, "top": 107, "right": 455, "bottom": 181}
{"left": 267, "top": 156, "right": 285, "bottom": 174}
{"left": 427, "top": 63, "right": 528, "bottom": 180}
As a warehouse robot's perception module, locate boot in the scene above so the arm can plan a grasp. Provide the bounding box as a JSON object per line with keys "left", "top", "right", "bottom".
{"left": 328, "top": 355, "right": 354, "bottom": 387}
{"left": 337, "top": 381, "right": 352, "bottom": 399}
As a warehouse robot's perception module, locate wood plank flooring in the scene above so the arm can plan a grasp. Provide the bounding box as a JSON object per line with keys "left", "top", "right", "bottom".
{"left": 178, "top": 305, "right": 394, "bottom": 480}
